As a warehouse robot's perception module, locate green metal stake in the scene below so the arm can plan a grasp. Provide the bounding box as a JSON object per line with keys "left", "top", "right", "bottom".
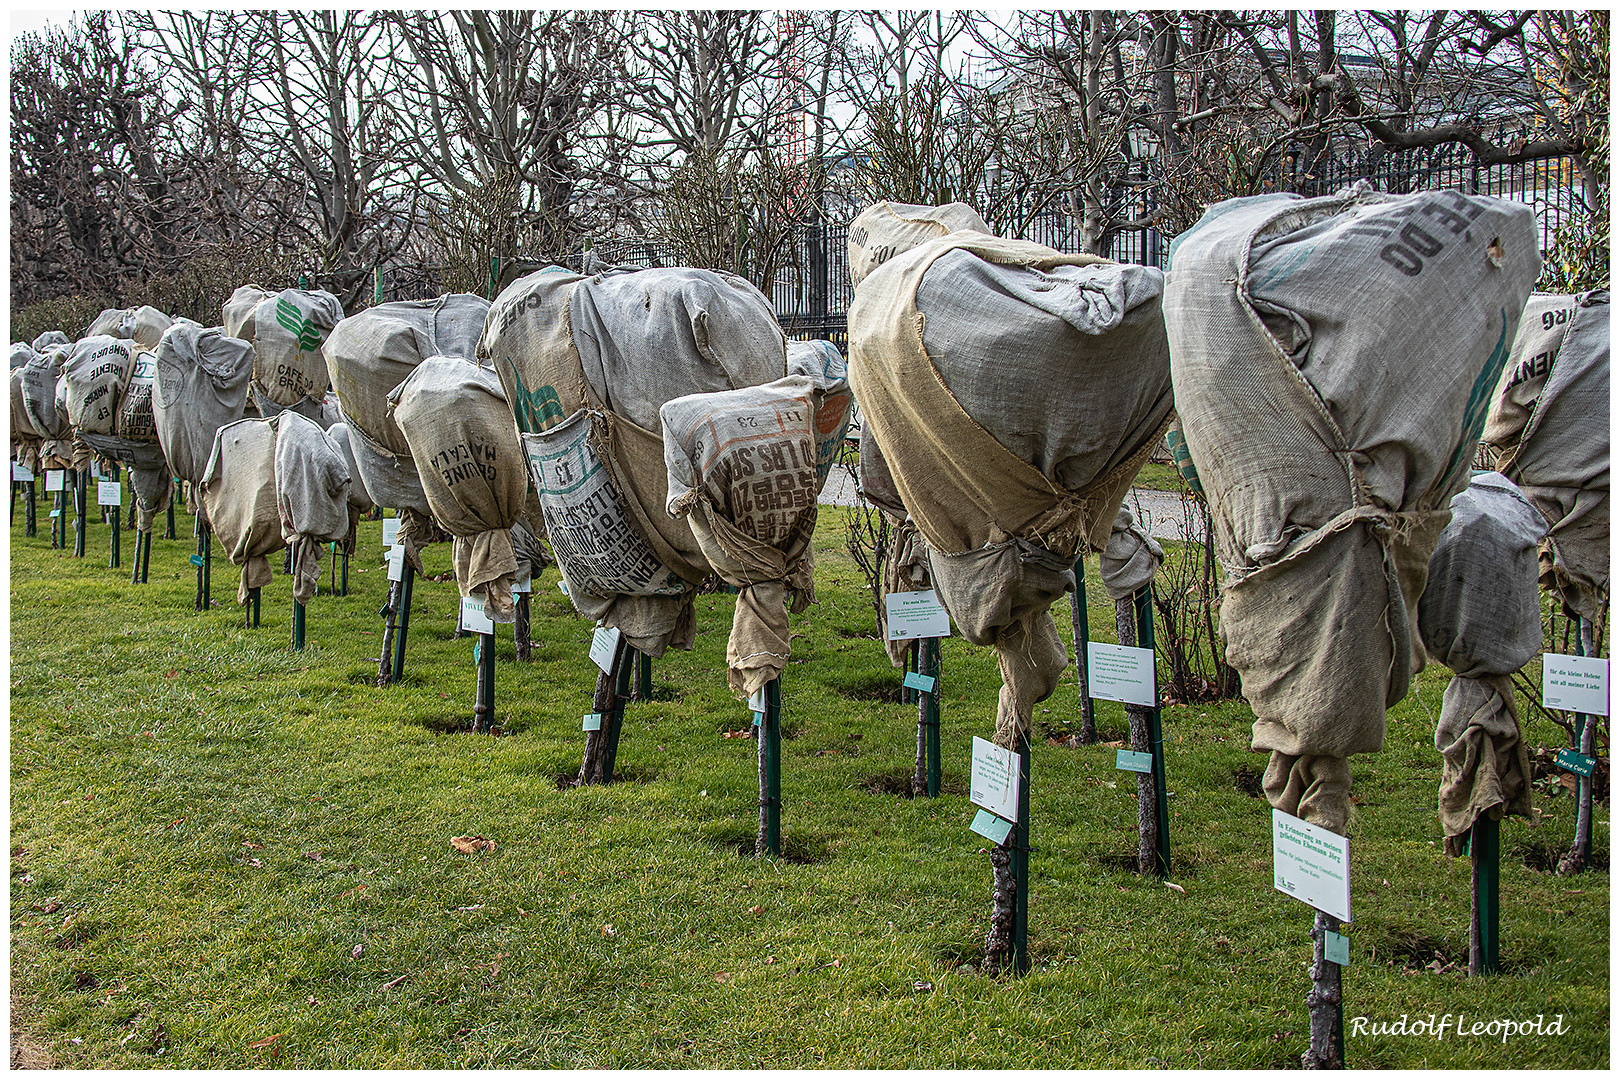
{"left": 1012, "top": 731, "right": 1032, "bottom": 976}
{"left": 601, "top": 647, "right": 633, "bottom": 778}
{"left": 52, "top": 483, "right": 64, "bottom": 548}
{"left": 472, "top": 631, "right": 497, "bottom": 734}
{"left": 246, "top": 587, "right": 261, "bottom": 628}
{"left": 340, "top": 548, "right": 349, "bottom": 596}
{"left": 390, "top": 562, "right": 415, "bottom": 684}
{"left": 1469, "top": 815, "right": 1501, "bottom": 975}
{"left": 488, "top": 254, "right": 500, "bottom": 300}
{"left": 140, "top": 527, "right": 152, "bottom": 582}
{"left": 108, "top": 465, "right": 121, "bottom": 568}
{"left": 637, "top": 649, "right": 653, "bottom": 700}
{"left": 25, "top": 477, "right": 37, "bottom": 537}
{"left": 759, "top": 677, "right": 784, "bottom": 856}
{"left": 130, "top": 531, "right": 144, "bottom": 584}
{"left": 373, "top": 265, "right": 383, "bottom": 305}
{"left": 291, "top": 600, "right": 306, "bottom": 650}
{"left": 73, "top": 469, "right": 87, "bottom": 557}
{"left": 920, "top": 636, "right": 942, "bottom": 797}
{"left": 1072, "top": 556, "right": 1095, "bottom": 742}
{"left": 201, "top": 525, "right": 212, "bottom": 610}
{"left": 165, "top": 487, "right": 176, "bottom": 539}
{"left": 1136, "top": 584, "right": 1171, "bottom": 878}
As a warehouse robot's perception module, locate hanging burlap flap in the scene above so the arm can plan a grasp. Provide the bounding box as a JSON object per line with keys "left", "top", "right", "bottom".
{"left": 1099, "top": 506, "right": 1164, "bottom": 600}
{"left": 663, "top": 375, "right": 823, "bottom": 697}
{"left": 850, "top": 230, "right": 1173, "bottom": 748}
{"left": 273, "top": 410, "right": 353, "bottom": 606}
{"left": 391, "top": 355, "right": 525, "bottom": 622}
{"left": 200, "top": 417, "right": 283, "bottom": 603}
{"left": 1164, "top": 184, "right": 1541, "bottom": 833}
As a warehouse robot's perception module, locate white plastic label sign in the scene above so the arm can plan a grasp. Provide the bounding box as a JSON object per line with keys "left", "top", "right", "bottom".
{"left": 90, "top": 462, "right": 105, "bottom": 478}
{"left": 45, "top": 470, "right": 65, "bottom": 492}
{"left": 884, "top": 590, "right": 951, "bottom": 641}
{"left": 13, "top": 463, "right": 34, "bottom": 482}
{"left": 590, "top": 625, "right": 622, "bottom": 674}
{"left": 513, "top": 574, "right": 532, "bottom": 595}
{"left": 1086, "top": 642, "right": 1157, "bottom": 707}
{"left": 386, "top": 546, "right": 405, "bottom": 582}
{"left": 96, "top": 481, "right": 122, "bottom": 506}
{"left": 1272, "top": 809, "right": 1351, "bottom": 922}
{"left": 382, "top": 517, "right": 399, "bottom": 547}
{"left": 460, "top": 595, "right": 494, "bottom": 635}
{"left": 1542, "top": 653, "right": 1609, "bottom": 716}
{"left": 969, "top": 736, "right": 1019, "bottom": 823}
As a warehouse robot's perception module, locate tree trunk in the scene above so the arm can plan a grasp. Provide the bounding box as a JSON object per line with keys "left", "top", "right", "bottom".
{"left": 1303, "top": 909, "right": 1344, "bottom": 1069}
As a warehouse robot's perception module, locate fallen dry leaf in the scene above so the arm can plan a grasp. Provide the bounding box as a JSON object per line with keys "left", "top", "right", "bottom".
{"left": 451, "top": 836, "right": 496, "bottom": 854}
{"left": 748, "top": 904, "right": 763, "bottom": 915}
{"left": 1164, "top": 881, "right": 1187, "bottom": 895}
{"left": 34, "top": 898, "right": 61, "bottom": 915}
{"left": 302, "top": 851, "right": 322, "bottom": 862}
{"left": 381, "top": 973, "right": 408, "bottom": 990}
{"left": 248, "top": 1033, "right": 286, "bottom": 1050}
{"left": 714, "top": 972, "right": 732, "bottom": 983}
{"left": 764, "top": 956, "right": 777, "bottom": 965}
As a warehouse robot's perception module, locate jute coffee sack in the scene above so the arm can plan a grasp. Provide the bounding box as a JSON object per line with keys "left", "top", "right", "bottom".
{"left": 151, "top": 323, "right": 256, "bottom": 528}
{"left": 199, "top": 417, "right": 283, "bottom": 603}
{"left": 324, "top": 422, "right": 377, "bottom": 515}
{"left": 1418, "top": 472, "right": 1546, "bottom": 853}
{"left": 847, "top": 200, "right": 991, "bottom": 287}
{"left": 1487, "top": 290, "right": 1609, "bottom": 624}
{"left": 1164, "top": 184, "right": 1540, "bottom": 833}
{"left": 858, "top": 424, "right": 934, "bottom": 665}
{"left": 223, "top": 285, "right": 274, "bottom": 340}
{"left": 62, "top": 336, "right": 136, "bottom": 437}
{"left": 324, "top": 294, "right": 489, "bottom": 567}
{"left": 663, "top": 375, "right": 839, "bottom": 696}
{"left": 850, "top": 229, "right": 1173, "bottom": 749}
{"left": 510, "top": 492, "right": 552, "bottom": 585}
{"left": 86, "top": 305, "right": 173, "bottom": 348}
{"left": 81, "top": 346, "right": 172, "bottom": 532}
{"left": 31, "top": 331, "right": 70, "bottom": 353}
{"left": 12, "top": 343, "right": 39, "bottom": 371}
{"left": 391, "top": 356, "right": 526, "bottom": 623}
{"left": 485, "top": 265, "right": 786, "bottom": 655}
{"left": 17, "top": 348, "right": 72, "bottom": 469}
{"left": 785, "top": 339, "right": 855, "bottom": 490}
{"left": 273, "top": 410, "right": 355, "bottom": 605}
{"left": 250, "top": 288, "right": 344, "bottom": 414}
{"left": 1099, "top": 506, "right": 1164, "bottom": 600}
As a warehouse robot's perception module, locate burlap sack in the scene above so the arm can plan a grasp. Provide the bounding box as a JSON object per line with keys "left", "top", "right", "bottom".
{"left": 324, "top": 422, "right": 376, "bottom": 514}
{"left": 511, "top": 492, "right": 552, "bottom": 583}
{"left": 77, "top": 346, "right": 172, "bottom": 532}
{"left": 151, "top": 323, "right": 256, "bottom": 514}
{"left": 250, "top": 288, "right": 344, "bottom": 410}
{"left": 200, "top": 417, "right": 283, "bottom": 602}
{"left": 391, "top": 355, "right": 525, "bottom": 622}
{"left": 324, "top": 294, "right": 489, "bottom": 566}
{"left": 848, "top": 201, "right": 992, "bottom": 287}
{"left": 273, "top": 410, "right": 354, "bottom": 605}
{"left": 86, "top": 306, "right": 172, "bottom": 347}
{"left": 62, "top": 336, "right": 136, "bottom": 436}
{"left": 1163, "top": 183, "right": 1541, "bottom": 833}
{"left": 223, "top": 285, "right": 274, "bottom": 340}
{"left": 11, "top": 366, "right": 37, "bottom": 439}
{"left": 18, "top": 350, "right": 71, "bottom": 468}
{"left": 1488, "top": 290, "right": 1609, "bottom": 623}
{"left": 850, "top": 231, "right": 1173, "bottom": 747}
{"left": 12, "top": 343, "right": 39, "bottom": 371}
{"left": 786, "top": 339, "right": 855, "bottom": 490}
{"left": 1418, "top": 472, "right": 1545, "bottom": 851}
{"left": 30, "top": 331, "right": 69, "bottom": 352}
{"left": 484, "top": 265, "right": 786, "bottom": 655}
{"left": 663, "top": 376, "right": 823, "bottom": 696}
{"left": 1099, "top": 506, "right": 1164, "bottom": 600}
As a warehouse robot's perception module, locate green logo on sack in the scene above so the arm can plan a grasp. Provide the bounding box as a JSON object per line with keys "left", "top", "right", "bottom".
{"left": 1442, "top": 308, "right": 1512, "bottom": 484}
{"left": 505, "top": 361, "right": 565, "bottom": 434}
{"left": 276, "top": 298, "right": 324, "bottom": 353}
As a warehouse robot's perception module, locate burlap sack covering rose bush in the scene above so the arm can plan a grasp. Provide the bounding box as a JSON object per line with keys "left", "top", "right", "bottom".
{"left": 223, "top": 285, "right": 275, "bottom": 340}
{"left": 390, "top": 355, "right": 526, "bottom": 623}
{"left": 1163, "top": 184, "right": 1540, "bottom": 834}
{"left": 324, "top": 422, "right": 377, "bottom": 518}
{"left": 248, "top": 288, "right": 345, "bottom": 421}
{"left": 662, "top": 373, "right": 850, "bottom": 697}
{"left": 479, "top": 265, "right": 786, "bottom": 657}
{"left": 31, "top": 331, "right": 70, "bottom": 353}
{"left": 152, "top": 322, "right": 256, "bottom": 529}
{"left": 273, "top": 410, "right": 355, "bottom": 605}
{"left": 1417, "top": 472, "right": 1546, "bottom": 854}
{"left": 323, "top": 294, "right": 490, "bottom": 570}
{"left": 1484, "top": 290, "right": 1609, "bottom": 625}
{"left": 849, "top": 223, "right": 1174, "bottom": 751}
{"left": 86, "top": 305, "right": 172, "bottom": 348}
{"left": 848, "top": 201, "right": 991, "bottom": 288}
{"left": 76, "top": 343, "right": 173, "bottom": 532}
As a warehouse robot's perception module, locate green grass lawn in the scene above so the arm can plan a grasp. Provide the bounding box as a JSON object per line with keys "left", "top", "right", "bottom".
{"left": 9, "top": 495, "right": 1608, "bottom": 1068}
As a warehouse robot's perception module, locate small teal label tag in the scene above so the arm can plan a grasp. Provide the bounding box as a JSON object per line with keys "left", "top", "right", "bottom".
{"left": 49, "top": 509, "right": 61, "bottom": 518}
{"left": 902, "top": 671, "right": 937, "bottom": 694}
{"left": 1116, "top": 749, "right": 1154, "bottom": 773}
{"left": 753, "top": 711, "right": 764, "bottom": 727}
{"left": 1556, "top": 748, "right": 1596, "bottom": 777}
{"left": 473, "top": 642, "right": 482, "bottom": 664}
{"left": 189, "top": 554, "right": 204, "bottom": 566}
{"left": 583, "top": 713, "right": 602, "bottom": 732}
{"left": 970, "top": 809, "right": 1014, "bottom": 845}
{"left": 1324, "top": 930, "right": 1350, "bottom": 967}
